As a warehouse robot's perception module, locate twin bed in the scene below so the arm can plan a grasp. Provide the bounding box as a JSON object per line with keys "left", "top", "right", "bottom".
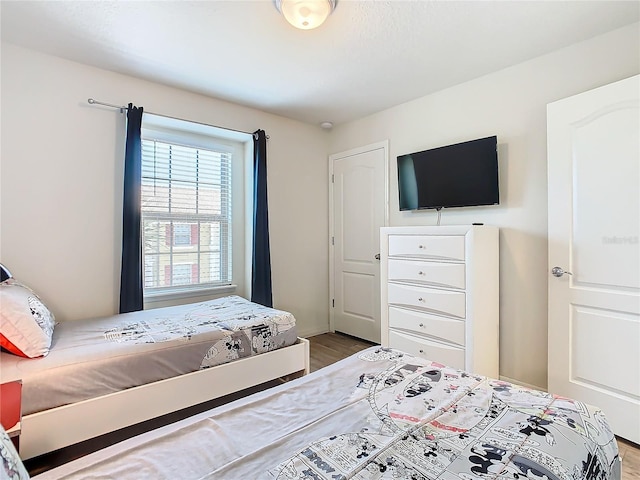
{"left": 0, "top": 267, "right": 309, "bottom": 461}
{"left": 0, "top": 267, "right": 621, "bottom": 479}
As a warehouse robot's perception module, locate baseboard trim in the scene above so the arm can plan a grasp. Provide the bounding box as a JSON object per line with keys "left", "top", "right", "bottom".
{"left": 499, "top": 375, "right": 547, "bottom": 392}
{"left": 297, "top": 326, "right": 330, "bottom": 339}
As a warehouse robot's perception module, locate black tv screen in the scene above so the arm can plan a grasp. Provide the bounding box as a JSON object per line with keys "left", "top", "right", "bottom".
{"left": 398, "top": 135, "right": 499, "bottom": 211}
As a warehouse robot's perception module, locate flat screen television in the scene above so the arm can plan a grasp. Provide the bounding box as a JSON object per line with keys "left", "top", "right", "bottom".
{"left": 398, "top": 135, "right": 499, "bottom": 211}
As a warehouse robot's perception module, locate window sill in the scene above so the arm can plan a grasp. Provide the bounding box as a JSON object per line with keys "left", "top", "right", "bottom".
{"left": 144, "top": 284, "right": 237, "bottom": 306}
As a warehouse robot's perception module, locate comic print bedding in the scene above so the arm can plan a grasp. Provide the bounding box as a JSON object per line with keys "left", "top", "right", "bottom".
{"left": 33, "top": 346, "right": 620, "bottom": 480}
{"left": 0, "top": 296, "right": 297, "bottom": 416}
{"left": 271, "top": 348, "right": 620, "bottom": 480}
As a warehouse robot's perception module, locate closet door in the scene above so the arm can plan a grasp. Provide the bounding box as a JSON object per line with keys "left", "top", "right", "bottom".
{"left": 547, "top": 75, "right": 639, "bottom": 444}
{"left": 329, "top": 142, "right": 388, "bottom": 343}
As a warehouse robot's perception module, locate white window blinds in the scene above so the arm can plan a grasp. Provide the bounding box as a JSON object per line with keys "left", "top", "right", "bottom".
{"left": 141, "top": 139, "right": 233, "bottom": 291}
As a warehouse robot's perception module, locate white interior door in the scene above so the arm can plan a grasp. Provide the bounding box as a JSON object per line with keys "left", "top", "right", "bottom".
{"left": 330, "top": 142, "right": 388, "bottom": 343}
{"left": 547, "top": 75, "right": 639, "bottom": 444}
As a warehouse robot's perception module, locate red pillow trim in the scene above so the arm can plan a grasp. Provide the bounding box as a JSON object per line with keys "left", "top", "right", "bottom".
{"left": 0, "top": 334, "right": 28, "bottom": 358}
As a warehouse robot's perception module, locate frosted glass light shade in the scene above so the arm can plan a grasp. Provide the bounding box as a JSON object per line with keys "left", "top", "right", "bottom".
{"left": 276, "top": 0, "right": 336, "bottom": 30}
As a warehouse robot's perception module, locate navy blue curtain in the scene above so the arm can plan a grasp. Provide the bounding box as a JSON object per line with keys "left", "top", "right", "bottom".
{"left": 119, "top": 103, "right": 144, "bottom": 313}
{"left": 251, "top": 130, "right": 273, "bottom": 307}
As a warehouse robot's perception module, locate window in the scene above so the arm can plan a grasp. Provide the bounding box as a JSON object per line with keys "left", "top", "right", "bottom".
{"left": 170, "top": 263, "right": 195, "bottom": 286}
{"left": 141, "top": 136, "right": 233, "bottom": 293}
{"left": 172, "top": 223, "right": 193, "bottom": 246}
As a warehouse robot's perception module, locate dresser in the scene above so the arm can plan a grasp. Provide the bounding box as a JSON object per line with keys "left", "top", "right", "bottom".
{"left": 380, "top": 225, "right": 499, "bottom": 377}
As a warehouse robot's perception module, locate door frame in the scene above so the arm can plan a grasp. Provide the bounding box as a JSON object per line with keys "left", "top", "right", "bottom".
{"left": 328, "top": 140, "right": 389, "bottom": 334}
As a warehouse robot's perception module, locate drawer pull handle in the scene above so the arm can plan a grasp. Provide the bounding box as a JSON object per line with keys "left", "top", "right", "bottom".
{"left": 418, "top": 245, "right": 426, "bottom": 249}
{"left": 418, "top": 271, "right": 424, "bottom": 275}
{"left": 418, "top": 297, "right": 424, "bottom": 302}
{"left": 419, "top": 349, "right": 424, "bottom": 354}
{"left": 419, "top": 323, "right": 425, "bottom": 328}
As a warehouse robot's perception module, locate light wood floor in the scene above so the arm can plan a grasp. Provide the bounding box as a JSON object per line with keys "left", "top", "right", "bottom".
{"left": 309, "top": 332, "right": 640, "bottom": 480}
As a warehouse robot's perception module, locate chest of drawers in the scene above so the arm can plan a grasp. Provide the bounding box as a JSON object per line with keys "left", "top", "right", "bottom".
{"left": 380, "top": 225, "right": 499, "bottom": 377}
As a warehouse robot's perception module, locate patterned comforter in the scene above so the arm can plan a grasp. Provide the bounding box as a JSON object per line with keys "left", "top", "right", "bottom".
{"left": 273, "top": 348, "right": 620, "bottom": 480}
{"left": 34, "top": 347, "right": 620, "bottom": 480}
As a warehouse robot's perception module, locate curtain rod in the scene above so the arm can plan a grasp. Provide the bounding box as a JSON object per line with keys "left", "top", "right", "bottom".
{"left": 87, "top": 98, "right": 268, "bottom": 139}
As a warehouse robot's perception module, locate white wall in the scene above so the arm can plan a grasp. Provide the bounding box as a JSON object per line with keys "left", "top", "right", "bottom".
{"left": 0, "top": 43, "right": 330, "bottom": 337}
{"left": 329, "top": 23, "right": 640, "bottom": 390}
{"left": 3, "top": 24, "right": 638, "bottom": 389}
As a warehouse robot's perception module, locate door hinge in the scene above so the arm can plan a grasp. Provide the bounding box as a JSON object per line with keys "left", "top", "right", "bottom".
{"left": 332, "top": 299, "right": 335, "bottom": 308}
{"left": 331, "top": 174, "right": 334, "bottom": 183}
{"left": 331, "top": 236, "right": 334, "bottom": 246}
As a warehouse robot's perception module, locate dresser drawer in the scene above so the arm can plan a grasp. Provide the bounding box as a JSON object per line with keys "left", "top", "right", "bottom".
{"left": 388, "top": 259, "right": 465, "bottom": 289}
{"left": 388, "top": 283, "right": 466, "bottom": 318}
{"left": 388, "top": 235, "right": 465, "bottom": 261}
{"left": 389, "top": 307, "right": 465, "bottom": 346}
{"left": 388, "top": 330, "right": 465, "bottom": 369}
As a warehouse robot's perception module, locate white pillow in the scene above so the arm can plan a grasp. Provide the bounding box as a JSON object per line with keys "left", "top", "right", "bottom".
{"left": 0, "top": 279, "right": 56, "bottom": 358}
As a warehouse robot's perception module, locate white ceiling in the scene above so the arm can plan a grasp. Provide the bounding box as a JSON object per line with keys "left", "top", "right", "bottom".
{"left": 2, "top": 1, "right": 638, "bottom": 126}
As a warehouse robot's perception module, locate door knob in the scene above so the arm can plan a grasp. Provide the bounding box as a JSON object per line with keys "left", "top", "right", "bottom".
{"left": 375, "top": 253, "right": 380, "bottom": 260}
{"left": 551, "top": 266, "right": 573, "bottom": 277}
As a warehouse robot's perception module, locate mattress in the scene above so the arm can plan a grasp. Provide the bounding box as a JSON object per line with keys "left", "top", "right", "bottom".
{"left": 0, "top": 296, "right": 297, "bottom": 416}
{"left": 33, "top": 346, "right": 620, "bottom": 480}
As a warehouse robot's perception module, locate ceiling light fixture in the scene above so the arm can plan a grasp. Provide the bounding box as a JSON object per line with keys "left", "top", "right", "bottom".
{"left": 275, "top": 0, "right": 337, "bottom": 30}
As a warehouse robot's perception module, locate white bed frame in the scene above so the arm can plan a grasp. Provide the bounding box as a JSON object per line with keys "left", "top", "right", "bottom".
{"left": 19, "top": 337, "right": 310, "bottom": 460}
